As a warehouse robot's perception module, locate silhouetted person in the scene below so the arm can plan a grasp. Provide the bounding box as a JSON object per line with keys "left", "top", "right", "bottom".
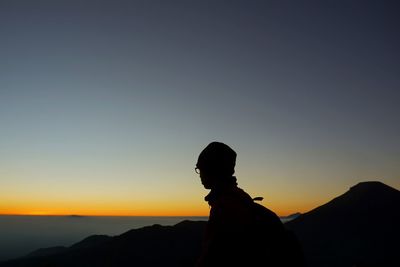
{"left": 195, "top": 142, "right": 304, "bottom": 267}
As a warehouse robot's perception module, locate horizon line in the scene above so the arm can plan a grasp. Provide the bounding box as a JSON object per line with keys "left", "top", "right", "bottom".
{"left": 0, "top": 213, "right": 210, "bottom": 217}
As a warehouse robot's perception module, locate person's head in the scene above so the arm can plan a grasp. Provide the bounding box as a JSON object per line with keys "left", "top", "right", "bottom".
{"left": 195, "top": 142, "right": 236, "bottom": 189}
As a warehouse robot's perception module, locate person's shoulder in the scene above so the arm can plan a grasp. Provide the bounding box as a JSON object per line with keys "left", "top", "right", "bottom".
{"left": 233, "top": 186, "right": 253, "bottom": 200}
{"left": 215, "top": 187, "right": 252, "bottom": 206}
{"left": 210, "top": 188, "right": 254, "bottom": 222}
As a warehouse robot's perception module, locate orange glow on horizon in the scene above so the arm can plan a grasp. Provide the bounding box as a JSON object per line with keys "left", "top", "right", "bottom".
{"left": 0, "top": 205, "right": 312, "bottom": 217}
{"left": 0, "top": 205, "right": 210, "bottom": 217}
{"left": 0, "top": 210, "right": 209, "bottom": 217}
{"left": 0, "top": 189, "right": 321, "bottom": 217}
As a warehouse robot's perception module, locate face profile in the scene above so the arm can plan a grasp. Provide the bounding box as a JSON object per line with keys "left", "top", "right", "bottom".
{"left": 195, "top": 167, "right": 214, "bottom": 189}
{"left": 195, "top": 142, "right": 237, "bottom": 190}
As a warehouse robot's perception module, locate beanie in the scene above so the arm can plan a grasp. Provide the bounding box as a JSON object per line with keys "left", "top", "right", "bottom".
{"left": 196, "top": 142, "right": 236, "bottom": 176}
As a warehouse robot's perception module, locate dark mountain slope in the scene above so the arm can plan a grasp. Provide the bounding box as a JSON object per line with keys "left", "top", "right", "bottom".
{"left": 0, "top": 220, "right": 206, "bottom": 267}
{"left": 286, "top": 181, "right": 400, "bottom": 267}
{"left": 2, "top": 181, "right": 399, "bottom": 267}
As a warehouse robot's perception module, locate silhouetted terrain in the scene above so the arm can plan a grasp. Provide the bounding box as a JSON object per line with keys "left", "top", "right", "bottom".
{"left": 280, "top": 212, "right": 302, "bottom": 222}
{"left": 0, "top": 221, "right": 206, "bottom": 267}
{"left": 286, "top": 181, "right": 400, "bottom": 267}
{"left": 1, "top": 181, "right": 399, "bottom": 267}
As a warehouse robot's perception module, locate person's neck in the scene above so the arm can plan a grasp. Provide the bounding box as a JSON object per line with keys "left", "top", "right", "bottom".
{"left": 205, "top": 176, "right": 238, "bottom": 203}
{"left": 214, "top": 177, "right": 237, "bottom": 189}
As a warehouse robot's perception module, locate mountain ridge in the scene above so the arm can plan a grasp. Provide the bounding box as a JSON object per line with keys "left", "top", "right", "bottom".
{"left": 1, "top": 181, "right": 399, "bottom": 267}
{"left": 286, "top": 180, "right": 400, "bottom": 267}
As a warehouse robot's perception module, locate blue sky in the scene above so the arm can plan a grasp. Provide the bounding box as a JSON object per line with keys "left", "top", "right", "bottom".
{"left": 0, "top": 0, "right": 399, "bottom": 215}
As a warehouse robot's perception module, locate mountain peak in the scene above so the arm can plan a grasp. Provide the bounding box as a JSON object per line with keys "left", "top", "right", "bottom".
{"left": 286, "top": 181, "right": 400, "bottom": 267}
{"left": 348, "top": 181, "right": 399, "bottom": 198}
{"left": 286, "top": 181, "right": 400, "bottom": 226}
{"left": 350, "top": 180, "right": 388, "bottom": 190}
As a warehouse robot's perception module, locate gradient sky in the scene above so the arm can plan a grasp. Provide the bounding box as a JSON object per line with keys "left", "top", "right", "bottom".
{"left": 1, "top": 1, "right": 399, "bottom": 216}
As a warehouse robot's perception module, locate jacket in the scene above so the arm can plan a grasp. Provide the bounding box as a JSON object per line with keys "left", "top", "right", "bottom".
{"left": 196, "top": 177, "right": 281, "bottom": 266}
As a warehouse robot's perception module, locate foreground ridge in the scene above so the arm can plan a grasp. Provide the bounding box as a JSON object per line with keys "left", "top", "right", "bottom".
{"left": 286, "top": 181, "right": 400, "bottom": 267}
{"left": 2, "top": 182, "right": 399, "bottom": 267}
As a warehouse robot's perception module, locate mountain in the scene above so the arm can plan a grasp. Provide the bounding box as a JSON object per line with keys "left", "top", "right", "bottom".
{"left": 286, "top": 181, "right": 400, "bottom": 267}
{"left": 25, "top": 246, "right": 67, "bottom": 258}
{"left": 24, "top": 234, "right": 113, "bottom": 259}
{"left": 280, "top": 212, "right": 302, "bottom": 222}
{"left": 68, "top": 235, "right": 111, "bottom": 250}
{"left": 0, "top": 220, "right": 206, "bottom": 267}
{"left": 2, "top": 181, "right": 399, "bottom": 267}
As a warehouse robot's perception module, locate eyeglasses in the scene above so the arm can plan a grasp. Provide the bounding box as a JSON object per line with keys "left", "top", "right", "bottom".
{"left": 195, "top": 167, "right": 200, "bottom": 174}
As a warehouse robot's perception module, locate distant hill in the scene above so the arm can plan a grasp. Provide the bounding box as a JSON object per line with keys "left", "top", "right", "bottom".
{"left": 0, "top": 221, "right": 206, "bottom": 267}
{"left": 280, "top": 212, "right": 302, "bottom": 223}
{"left": 25, "top": 246, "right": 67, "bottom": 259}
{"left": 286, "top": 181, "right": 400, "bottom": 267}
{"left": 1, "top": 181, "right": 399, "bottom": 267}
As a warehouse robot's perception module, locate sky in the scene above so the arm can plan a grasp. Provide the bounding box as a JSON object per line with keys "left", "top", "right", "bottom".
{"left": 0, "top": 0, "right": 399, "bottom": 216}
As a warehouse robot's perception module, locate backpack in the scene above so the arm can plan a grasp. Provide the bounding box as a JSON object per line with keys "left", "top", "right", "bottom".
{"left": 251, "top": 198, "right": 306, "bottom": 267}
